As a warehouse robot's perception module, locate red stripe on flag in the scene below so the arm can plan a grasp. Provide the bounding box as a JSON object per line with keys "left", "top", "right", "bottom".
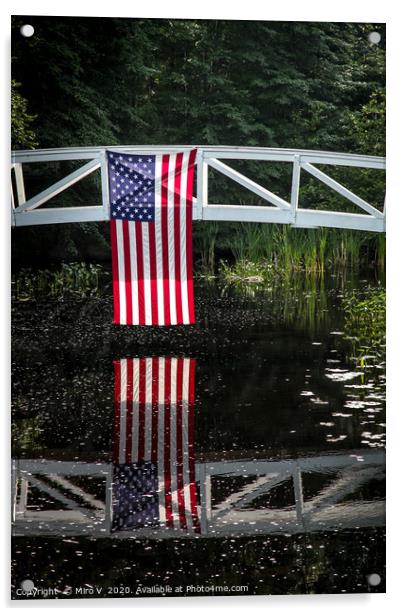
{"left": 110, "top": 220, "right": 120, "bottom": 324}
{"left": 186, "top": 150, "right": 196, "bottom": 324}
{"left": 135, "top": 223, "right": 145, "bottom": 326}
{"left": 161, "top": 155, "right": 171, "bottom": 326}
{"left": 122, "top": 221, "right": 133, "bottom": 325}
{"left": 113, "top": 360, "right": 121, "bottom": 463}
{"left": 174, "top": 153, "right": 183, "bottom": 324}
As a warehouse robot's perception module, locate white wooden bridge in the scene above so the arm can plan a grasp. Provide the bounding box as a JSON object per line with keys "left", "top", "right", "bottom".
{"left": 11, "top": 146, "right": 385, "bottom": 232}
{"left": 12, "top": 449, "right": 385, "bottom": 538}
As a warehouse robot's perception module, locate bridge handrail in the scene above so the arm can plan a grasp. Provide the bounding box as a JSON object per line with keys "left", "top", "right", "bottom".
{"left": 12, "top": 145, "right": 385, "bottom": 168}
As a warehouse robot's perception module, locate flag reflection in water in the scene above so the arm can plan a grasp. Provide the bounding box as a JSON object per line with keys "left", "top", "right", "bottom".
{"left": 112, "top": 357, "right": 200, "bottom": 533}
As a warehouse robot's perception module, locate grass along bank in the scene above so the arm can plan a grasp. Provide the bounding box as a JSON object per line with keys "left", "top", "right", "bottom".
{"left": 341, "top": 285, "right": 386, "bottom": 367}
{"left": 193, "top": 223, "right": 385, "bottom": 281}
{"left": 13, "top": 262, "right": 104, "bottom": 300}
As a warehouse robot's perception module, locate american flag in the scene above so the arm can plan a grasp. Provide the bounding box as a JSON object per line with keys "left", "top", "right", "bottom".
{"left": 112, "top": 357, "right": 200, "bottom": 533}
{"left": 108, "top": 150, "right": 197, "bottom": 326}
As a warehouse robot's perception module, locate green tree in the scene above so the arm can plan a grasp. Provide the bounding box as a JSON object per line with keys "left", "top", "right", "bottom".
{"left": 11, "top": 79, "right": 37, "bottom": 149}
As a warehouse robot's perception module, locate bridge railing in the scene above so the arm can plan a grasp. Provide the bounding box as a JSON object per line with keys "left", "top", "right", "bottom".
{"left": 12, "top": 450, "right": 384, "bottom": 538}
{"left": 11, "top": 146, "right": 386, "bottom": 232}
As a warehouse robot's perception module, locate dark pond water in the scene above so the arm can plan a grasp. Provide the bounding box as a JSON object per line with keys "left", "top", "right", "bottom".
{"left": 11, "top": 270, "right": 385, "bottom": 598}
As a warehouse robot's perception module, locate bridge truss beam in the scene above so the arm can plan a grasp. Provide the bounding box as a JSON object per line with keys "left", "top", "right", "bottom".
{"left": 11, "top": 146, "right": 386, "bottom": 232}
{"left": 11, "top": 450, "right": 385, "bottom": 538}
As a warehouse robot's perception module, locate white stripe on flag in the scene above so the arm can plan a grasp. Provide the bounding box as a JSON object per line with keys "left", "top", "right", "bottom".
{"left": 116, "top": 220, "right": 126, "bottom": 325}
{"left": 180, "top": 152, "right": 190, "bottom": 324}
{"left": 128, "top": 222, "right": 139, "bottom": 325}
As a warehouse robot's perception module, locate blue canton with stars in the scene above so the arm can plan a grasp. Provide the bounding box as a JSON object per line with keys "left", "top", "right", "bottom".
{"left": 107, "top": 151, "right": 156, "bottom": 222}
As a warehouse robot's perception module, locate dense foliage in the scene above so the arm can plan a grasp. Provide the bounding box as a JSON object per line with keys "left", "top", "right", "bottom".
{"left": 11, "top": 79, "right": 38, "bottom": 149}
{"left": 11, "top": 17, "right": 385, "bottom": 268}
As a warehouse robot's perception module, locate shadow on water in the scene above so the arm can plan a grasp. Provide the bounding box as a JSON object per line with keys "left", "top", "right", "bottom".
{"left": 11, "top": 268, "right": 385, "bottom": 598}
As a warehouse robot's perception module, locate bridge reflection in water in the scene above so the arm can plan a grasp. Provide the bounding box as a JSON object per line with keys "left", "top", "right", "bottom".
{"left": 11, "top": 451, "right": 385, "bottom": 539}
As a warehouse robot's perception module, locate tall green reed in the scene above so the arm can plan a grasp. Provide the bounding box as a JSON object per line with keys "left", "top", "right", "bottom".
{"left": 220, "top": 223, "right": 384, "bottom": 275}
